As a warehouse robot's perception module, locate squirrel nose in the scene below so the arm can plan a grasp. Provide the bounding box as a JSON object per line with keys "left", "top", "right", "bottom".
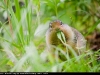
{"left": 56, "top": 28, "right": 61, "bottom": 32}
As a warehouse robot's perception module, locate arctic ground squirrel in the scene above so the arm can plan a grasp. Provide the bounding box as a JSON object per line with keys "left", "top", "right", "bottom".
{"left": 41, "top": 20, "right": 86, "bottom": 61}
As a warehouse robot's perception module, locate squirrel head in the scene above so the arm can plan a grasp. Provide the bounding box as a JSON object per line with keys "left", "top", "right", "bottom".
{"left": 49, "top": 20, "right": 64, "bottom": 32}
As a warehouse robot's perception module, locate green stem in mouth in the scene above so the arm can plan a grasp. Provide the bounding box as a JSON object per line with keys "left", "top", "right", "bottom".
{"left": 57, "top": 31, "right": 66, "bottom": 44}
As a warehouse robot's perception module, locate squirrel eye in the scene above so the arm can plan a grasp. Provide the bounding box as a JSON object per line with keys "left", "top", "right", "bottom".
{"left": 49, "top": 23, "right": 52, "bottom": 28}
{"left": 49, "top": 25, "right": 52, "bottom": 28}
{"left": 60, "top": 21, "right": 63, "bottom": 25}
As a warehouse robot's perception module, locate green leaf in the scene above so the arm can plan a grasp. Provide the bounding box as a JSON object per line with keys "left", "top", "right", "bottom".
{"left": 85, "top": 19, "right": 100, "bottom": 36}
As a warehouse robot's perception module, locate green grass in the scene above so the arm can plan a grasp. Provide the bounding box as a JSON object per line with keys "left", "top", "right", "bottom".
{"left": 0, "top": 0, "right": 100, "bottom": 72}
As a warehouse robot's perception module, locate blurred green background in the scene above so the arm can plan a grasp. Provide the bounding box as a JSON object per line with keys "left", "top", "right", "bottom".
{"left": 0, "top": 0, "right": 100, "bottom": 72}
